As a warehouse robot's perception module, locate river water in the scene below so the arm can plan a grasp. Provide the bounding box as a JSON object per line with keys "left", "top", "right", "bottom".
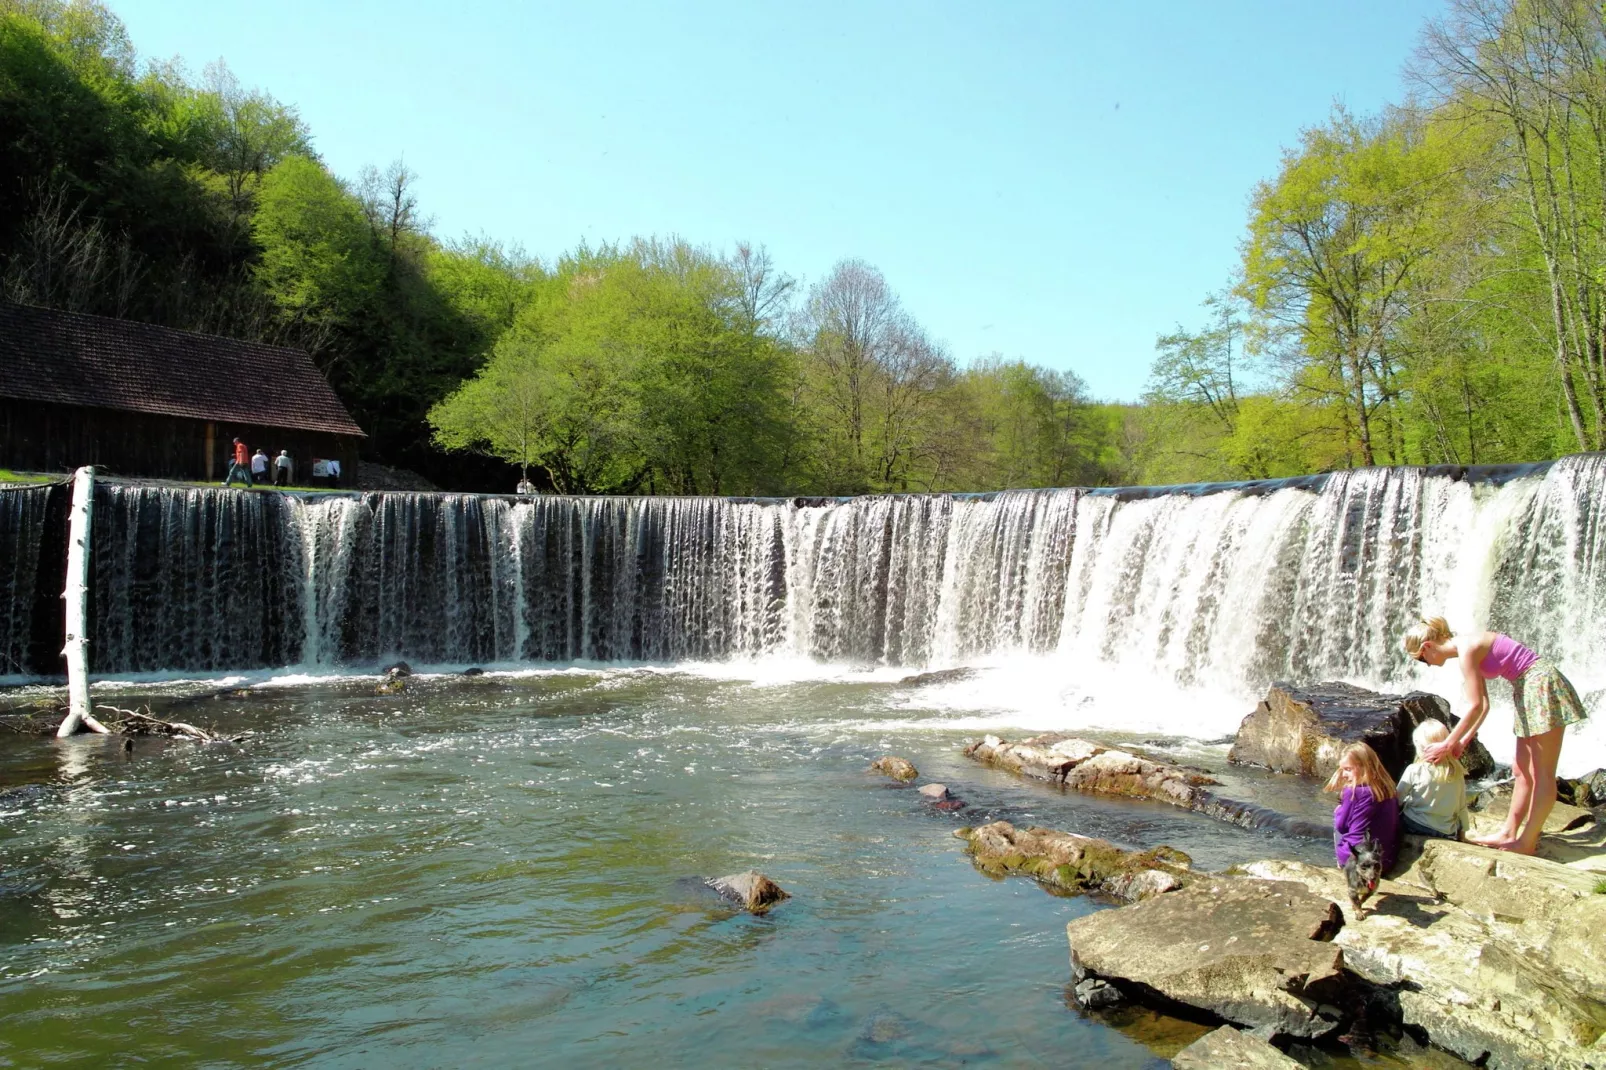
{"left": 2, "top": 664, "right": 1465, "bottom": 1069}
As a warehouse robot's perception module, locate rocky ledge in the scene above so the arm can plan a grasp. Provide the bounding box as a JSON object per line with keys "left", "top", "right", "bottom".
{"left": 963, "top": 733, "right": 1308, "bottom": 832}
{"left": 1229, "top": 682, "right": 1495, "bottom": 781}
{"left": 1063, "top": 836, "right": 1606, "bottom": 1069}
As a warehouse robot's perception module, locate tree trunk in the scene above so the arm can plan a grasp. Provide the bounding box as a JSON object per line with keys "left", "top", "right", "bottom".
{"left": 58, "top": 467, "right": 108, "bottom": 737}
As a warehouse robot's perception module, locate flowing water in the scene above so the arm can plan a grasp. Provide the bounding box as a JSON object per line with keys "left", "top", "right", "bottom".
{"left": 2, "top": 668, "right": 1453, "bottom": 1068}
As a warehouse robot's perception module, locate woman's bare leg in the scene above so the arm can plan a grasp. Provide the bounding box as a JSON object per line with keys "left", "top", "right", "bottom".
{"left": 1469, "top": 736, "right": 1531, "bottom": 846}
{"left": 1511, "top": 727, "right": 1565, "bottom": 855}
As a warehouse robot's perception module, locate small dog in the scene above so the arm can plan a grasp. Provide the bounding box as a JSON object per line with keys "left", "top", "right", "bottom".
{"left": 1343, "top": 830, "right": 1384, "bottom": 915}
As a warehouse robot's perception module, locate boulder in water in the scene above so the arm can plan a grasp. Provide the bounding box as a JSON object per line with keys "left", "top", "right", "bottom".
{"left": 375, "top": 677, "right": 406, "bottom": 695}
{"left": 916, "top": 783, "right": 965, "bottom": 809}
{"left": 1065, "top": 875, "right": 1348, "bottom": 1040}
{"left": 956, "top": 820, "right": 1189, "bottom": 901}
{"left": 1171, "top": 1026, "right": 1302, "bottom": 1069}
{"left": 706, "top": 870, "right": 790, "bottom": 914}
{"left": 381, "top": 661, "right": 412, "bottom": 678}
{"left": 869, "top": 756, "right": 918, "bottom": 782}
{"left": 1229, "top": 683, "right": 1494, "bottom": 782}
{"left": 461, "top": 667, "right": 485, "bottom": 677}
{"left": 896, "top": 667, "right": 978, "bottom": 687}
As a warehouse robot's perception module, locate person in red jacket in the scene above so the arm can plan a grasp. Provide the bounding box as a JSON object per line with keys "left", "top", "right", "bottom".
{"left": 223, "top": 438, "right": 253, "bottom": 487}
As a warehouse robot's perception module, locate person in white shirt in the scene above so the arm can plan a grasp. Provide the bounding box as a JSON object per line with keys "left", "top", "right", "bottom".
{"left": 1398, "top": 718, "right": 1471, "bottom": 839}
{"left": 251, "top": 448, "right": 270, "bottom": 483}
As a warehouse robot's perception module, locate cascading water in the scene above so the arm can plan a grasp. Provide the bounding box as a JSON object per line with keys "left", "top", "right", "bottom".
{"left": 4, "top": 460, "right": 1605, "bottom": 769}
{"left": 0, "top": 484, "right": 54, "bottom": 675}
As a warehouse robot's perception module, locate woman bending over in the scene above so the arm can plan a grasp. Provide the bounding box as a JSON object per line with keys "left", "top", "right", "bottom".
{"left": 1403, "top": 616, "right": 1588, "bottom": 855}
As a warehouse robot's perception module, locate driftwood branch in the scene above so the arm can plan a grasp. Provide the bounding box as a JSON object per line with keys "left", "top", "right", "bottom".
{"left": 93, "top": 705, "right": 237, "bottom": 742}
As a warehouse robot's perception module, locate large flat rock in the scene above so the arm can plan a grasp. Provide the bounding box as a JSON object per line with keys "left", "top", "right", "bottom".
{"left": 1236, "top": 854, "right": 1606, "bottom": 1069}
{"left": 1065, "top": 876, "right": 1348, "bottom": 1040}
{"left": 1229, "top": 682, "right": 1494, "bottom": 782}
{"left": 1170, "top": 1026, "right": 1302, "bottom": 1069}
{"left": 956, "top": 820, "right": 1188, "bottom": 901}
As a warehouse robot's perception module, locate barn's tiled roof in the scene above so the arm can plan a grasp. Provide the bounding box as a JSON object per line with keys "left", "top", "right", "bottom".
{"left": 0, "top": 303, "right": 365, "bottom": 437}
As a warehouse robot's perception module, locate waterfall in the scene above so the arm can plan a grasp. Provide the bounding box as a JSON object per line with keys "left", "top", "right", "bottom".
{"left": 4, "top": 461, "right": 1606, "bottom": 763}
{"left": 0, "top": 484, "right": 56, "bottom": 675}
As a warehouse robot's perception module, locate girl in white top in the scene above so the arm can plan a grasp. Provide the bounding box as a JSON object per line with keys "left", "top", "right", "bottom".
{"left": 1397, "top": 719, "right": 1471, "bottom": 839}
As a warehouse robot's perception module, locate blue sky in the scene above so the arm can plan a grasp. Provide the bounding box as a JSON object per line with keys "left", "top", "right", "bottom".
{"left": 112, "top": 0, "right": 1445, "bottom": 401}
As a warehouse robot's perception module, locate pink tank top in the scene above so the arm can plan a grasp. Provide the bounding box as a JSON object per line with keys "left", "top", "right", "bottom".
{"left": 1479, "top": 633, "right": 1539, "bottom": 681}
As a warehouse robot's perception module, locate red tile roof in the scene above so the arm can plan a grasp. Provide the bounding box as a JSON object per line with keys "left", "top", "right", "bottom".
{"left": 0, "top": 303, "right": 365, "bottom": 437}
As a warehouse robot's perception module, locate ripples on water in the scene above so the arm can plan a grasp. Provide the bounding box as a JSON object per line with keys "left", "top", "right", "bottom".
{"left": 2, "top": 669, "right": 1444, "bottom": 1067}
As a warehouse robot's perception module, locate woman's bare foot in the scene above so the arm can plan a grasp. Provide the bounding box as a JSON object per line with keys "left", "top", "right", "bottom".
{"left": 1465, "top": 829, "right": 1511, "bottom": 846}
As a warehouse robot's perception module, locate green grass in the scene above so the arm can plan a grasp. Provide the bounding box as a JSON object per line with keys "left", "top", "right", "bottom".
{"left": 1594, "top": 878, "right": 1606, "bottom": 895}
{"left": 0, "top": 469, "right": 55, "bottom": 485}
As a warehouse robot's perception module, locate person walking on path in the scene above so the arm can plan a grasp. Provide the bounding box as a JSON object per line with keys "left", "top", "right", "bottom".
{"left": 251, "top": 447, "right": 270, "bottom": 485}
{"left": 274, "top": 450, "right": 293, "bottom": 487}
{"left": 223, "top": 438, "right": 253, "bottom": 487}
{"left": 1403, "top": 616, "right": 1588, "bottom": 855}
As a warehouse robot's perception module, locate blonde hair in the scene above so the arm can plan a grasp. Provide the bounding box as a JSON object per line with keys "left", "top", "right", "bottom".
{"left": 1403, "top": 616, "right": 1453, "bottom": 657}
{"left": 1324, "top": 742, "right": 1398, "bottom": 802}
{"left": 1411, "top": 718, "right": 1464, "bottom": 781}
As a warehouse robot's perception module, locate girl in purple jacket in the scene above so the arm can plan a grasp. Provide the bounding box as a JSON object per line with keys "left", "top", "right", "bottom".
{"left": 1325, "top": 742, "right": 1400, "bottom": 870}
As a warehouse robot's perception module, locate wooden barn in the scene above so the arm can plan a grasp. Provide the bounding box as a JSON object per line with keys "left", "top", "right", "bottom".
{"left": 0, "top": 302, "right": 363, "bottom": 481}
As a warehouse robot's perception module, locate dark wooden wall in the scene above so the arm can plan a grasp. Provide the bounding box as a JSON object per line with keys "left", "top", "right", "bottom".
{"left": 0, "top": 399, "right": 361, "bottom": 483}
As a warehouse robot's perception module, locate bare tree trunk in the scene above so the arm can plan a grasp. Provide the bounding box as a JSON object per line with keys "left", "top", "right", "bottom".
{"left": 58, "top": 467, "right": 108, "bottom": 737}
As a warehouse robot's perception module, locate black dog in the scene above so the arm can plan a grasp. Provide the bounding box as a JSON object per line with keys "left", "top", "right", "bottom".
{"left": 1343, "top": 830, "right": 1384, "bottom": 915}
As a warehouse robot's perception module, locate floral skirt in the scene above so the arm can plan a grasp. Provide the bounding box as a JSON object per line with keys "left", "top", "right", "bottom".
{"left": 1512, "top": 659, "right": 1589, "bottom": 738}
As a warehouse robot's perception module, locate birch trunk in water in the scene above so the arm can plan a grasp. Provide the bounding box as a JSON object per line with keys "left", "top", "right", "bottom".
{"left": 57, "top": 467, "right": 107, "bottom": 737}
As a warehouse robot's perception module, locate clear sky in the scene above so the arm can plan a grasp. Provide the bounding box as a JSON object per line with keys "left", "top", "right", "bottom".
{"left": 110, "top": 0, "right": 1446, "bottom": 401}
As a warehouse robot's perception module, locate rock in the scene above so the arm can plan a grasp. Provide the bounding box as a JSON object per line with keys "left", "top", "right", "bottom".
{"left": 917, "top": 783, "right": 950, "bottom": 800}
{"left": 1229, "top": 682, "right": 1494, "bottom": 782}
{"left": 1065, "top": 876, "right": 1348, "bottom": 1040}
{"left": 706, "top": 870, "right": 790, "bottom": 914}
{"left": 957, "top": 820, "right": 1190, "bottom": 901}
{"left": 1471, "top": 782, "right": 1595, "bottom": 834}
{"left": 1416, "top": 838, "right": 1606, "bottom": 1004}
{"left": 868, "top": 756, "right": 918, "bottom": 782}
{"left": 1170, "top": 1025, "right": 1302, "bottom": 1069}
{"left": 1565, "top": 768, "right": 1606, "bottom": 807}
{"left": 461, "top": 667, "right": 485, "bottom": 677}
{"left": 1073, "top": 977, "right": 1123, "bottom": 1010}
{"left": 374, "top": 678, "right": 406, "bottom": 695}
{"left": 897, "top": 667, "right": 978, "bottom": 687}
{"left": 964, "top": 733, "right": 1299, "bottom": 833}
{"left": 1237, "top": 848, "right": 1606, "bottom": 1069}
{"left": 380, "top": 661, "right": 412, "bottom": 678}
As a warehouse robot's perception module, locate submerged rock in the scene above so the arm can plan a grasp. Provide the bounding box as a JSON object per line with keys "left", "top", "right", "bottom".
{"left": 1065, "top": 876, "right": 1348, "bottom": 1040}
{"left": 461, "top": 667, "right": 485, "bottom": 677}
{"left": 1171, "top": 1026, "right": 1302, "bottom": 1069}
{"left": 1229, "top": 682, "right": 1494, "bottom": 782}
{"left": 706, "top": 870, "right": 790, "bottom": 914}
{"left": 374, "top": 677, "right": 406, "bottom": 695}
{"left": 956, "top": 820, "right": 1188, "bottom": 901}
{"left": 868, "top": 756, "right": 918, "bottom": 782}
{"left": 380, "top": 661, "right": 412, "bottom": 678}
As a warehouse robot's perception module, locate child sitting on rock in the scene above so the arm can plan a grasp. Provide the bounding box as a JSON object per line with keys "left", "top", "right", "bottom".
{"left": 1326, "top": 742, "right": 1400, "bottom": 871}
{"left": 1397, "top": 719, "right": 1470, "bottom": 840}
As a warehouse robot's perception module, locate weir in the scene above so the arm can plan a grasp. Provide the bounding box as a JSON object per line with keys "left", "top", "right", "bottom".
{"left": 1, "top": 456, "right": 1604, "bottom": 713}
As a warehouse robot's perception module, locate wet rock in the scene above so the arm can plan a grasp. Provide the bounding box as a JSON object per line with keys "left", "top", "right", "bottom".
{"left": 896, "top": 667, "right": 978, "bottom": 687}
{"left": 706, "top": 870, "right": 790, "bottom": 914}
{"left": 917, "top": 783, "right": 950, "bottom": 800}
{"left": 1230, "top": 682, "right": 1494, "bottom": 782}
{"left": 957, "top": 820, "right": 1189, "bottom": 901}
{"left": 868, "top": 755, "right": 918, "bottom": 782}
{"left": 374, "top": 677, "right": 406, "bottom": 695}
{"left": 1065, "top": 876, "right": 1348, "bottom": 1040}
{"left": 461, "top": 667, "right": 485, "bottom": 677}
{"left": 380, "top": 661, "right": 412, "bottom": 678}
{"left": 1171, "top": 1025, "right": 1302, "bottom": 1069}
{"left": 1073, "top": 977, "right": 1123, "bottom": 1010}
{"left": 1560, "top": 767, "right": 1606, "bottom": 807}
{"left": 964, "top": 733, "right": 1301, "bottom": 833}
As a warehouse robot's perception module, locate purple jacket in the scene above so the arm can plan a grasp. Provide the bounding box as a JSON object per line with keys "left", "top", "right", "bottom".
{"left": 1334, "top": 785, "right": 1400, "bottom": 869}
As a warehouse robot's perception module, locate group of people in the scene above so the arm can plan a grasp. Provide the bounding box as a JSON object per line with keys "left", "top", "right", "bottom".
{"left": 1330, "top": 617, "right": 1589, "bottom": 874}
{"left": 221, "top": 438, "right": 341, "bottom": 489}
